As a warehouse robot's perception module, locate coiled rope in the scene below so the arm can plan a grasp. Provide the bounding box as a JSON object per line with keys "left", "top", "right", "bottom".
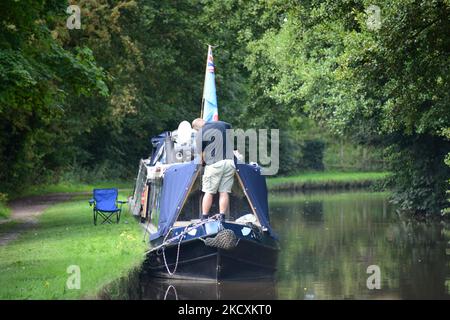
{"left": 199, "top": 228, "right": 239, "bottom": 250}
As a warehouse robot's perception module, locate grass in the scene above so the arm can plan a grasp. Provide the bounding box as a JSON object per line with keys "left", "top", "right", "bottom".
{"left": 0, "top": 191, "right": 147, "bottom": 299}
{"left": 267, "top": 171, "right": 390, "bottom": 191}
{"left": 0, "top": 220, "right": 17, "bottom": 233}
{"left": 14, "top": 181, "right": 133, "bottom": 199}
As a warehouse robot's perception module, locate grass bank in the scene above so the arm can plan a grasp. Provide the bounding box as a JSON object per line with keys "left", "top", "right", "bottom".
{"left": 267, "top": 171, "right": 390, "bottom": 192}
{"left": 15, "top": 181, "right": 133, "bottom": 199}
{"left": 269, "top": 190, "right": 391, "bottom": 204}
{"left": 0, "top": 191, "right": 146, "bottom": 299}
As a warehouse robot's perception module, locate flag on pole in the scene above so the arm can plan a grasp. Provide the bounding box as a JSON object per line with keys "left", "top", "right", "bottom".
{"left": 202, "top": 46, "right": 219, "bottom": 121}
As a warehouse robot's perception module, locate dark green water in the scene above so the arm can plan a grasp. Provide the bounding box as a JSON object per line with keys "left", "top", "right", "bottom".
{"left": 270, "top": 191, "right": 449, "bottom": 299}
{"left": 102, "top": 191, "right": 450, "bottom": 300}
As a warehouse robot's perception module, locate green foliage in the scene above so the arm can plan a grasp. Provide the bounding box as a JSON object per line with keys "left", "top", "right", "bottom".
{"left": 242, "top": 0, "right": 450, "bottom": 214}
{"left": 280, "top": 117, "right": 383, "bottom": 173}
{"left": 388, "top": 135, "right": 450, "bottom": 215}
{"left": 0, "top": 0, "right": 107, "bottom": 193}
{"left": 0, "top": 0, "right": 209, "bottom": 193}
{"left": 323, "top": 140, "right": 385, "bottom": 172}
{"left": 277, "top": 135, "right": 326, "bottom": 174}
{"left": 301, "top": 140, "right": 325, "bottom": 171}
{"left": 267, "top": 171, "right": 389, "bottom": 191}
{"left": 440, "top": 128, "right": 450, "bottom": 216}
{"left": 276, "top": 130, "right": 302, "bottom": 175}
{"left": 0, "top": 192, "right": 10, "bottom": 219}
{"left": 1, "top": 0, "right": 448, "bottom": 216}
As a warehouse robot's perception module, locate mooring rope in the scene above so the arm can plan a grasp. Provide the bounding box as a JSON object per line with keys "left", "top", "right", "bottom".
{"left": 161, "top": 225, "right": 186, "bottom": 276}
{"left": 146, "top": 214, "right": 224, "bottom": 276}
{"left": 164, "top": 284, "right": 178, "bottom": 300}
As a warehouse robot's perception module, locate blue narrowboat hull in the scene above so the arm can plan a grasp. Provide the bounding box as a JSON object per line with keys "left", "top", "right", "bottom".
{"left": 144, "top": 221, "right": 279, "bottom": 281}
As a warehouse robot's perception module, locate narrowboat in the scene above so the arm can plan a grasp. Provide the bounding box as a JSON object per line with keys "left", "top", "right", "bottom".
{"left": 128, "top": 46, "right": 279, "bottom": 281}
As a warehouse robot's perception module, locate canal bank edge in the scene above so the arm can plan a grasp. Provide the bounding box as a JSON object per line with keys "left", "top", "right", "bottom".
{"left": 267, "top": 172, "right": 390, "bottom": 192}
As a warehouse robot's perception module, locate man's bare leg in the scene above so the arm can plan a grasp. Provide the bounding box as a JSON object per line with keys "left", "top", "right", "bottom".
{"left": 202, "top": 192, "right": 214, "bottom": 219}
{"left": 219, "top": 192, "right": 229, "bottom": 215}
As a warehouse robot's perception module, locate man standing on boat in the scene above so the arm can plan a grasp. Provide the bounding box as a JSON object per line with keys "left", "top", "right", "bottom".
{"left": 192, "top": 118, "right": 235, "bottom": 221}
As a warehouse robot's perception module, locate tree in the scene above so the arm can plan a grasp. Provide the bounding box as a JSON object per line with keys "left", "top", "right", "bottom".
{"left": 243, "top": 0, "right": 450, "bottom": 214}
{"left": 0, "top": 0, "right": 107, "bottom": 192}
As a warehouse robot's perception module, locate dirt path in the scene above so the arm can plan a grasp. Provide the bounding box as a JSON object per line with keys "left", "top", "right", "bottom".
{"left": 0, "top": 193, "right": 85, "bottom": 246}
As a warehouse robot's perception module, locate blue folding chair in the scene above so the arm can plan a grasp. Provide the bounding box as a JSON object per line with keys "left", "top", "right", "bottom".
{"left": 89, "top": 188, "right": 127, "bottom": 225}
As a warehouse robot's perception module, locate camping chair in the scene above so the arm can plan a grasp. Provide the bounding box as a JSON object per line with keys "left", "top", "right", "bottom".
{"left": 89, "top": 188, "right": 127, "bottom": 225}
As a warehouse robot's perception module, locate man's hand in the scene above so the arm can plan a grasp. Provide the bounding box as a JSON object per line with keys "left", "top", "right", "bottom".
{"left": 201, "top": 151, "right": 206, "bottom": 166}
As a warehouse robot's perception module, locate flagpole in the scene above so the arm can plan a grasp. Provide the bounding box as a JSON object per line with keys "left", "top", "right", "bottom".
{"left": 200, "top": 45, "right": 211, "bottom": 119}
{"left": 200, "top": 97, "right": 204, "bottom": 119}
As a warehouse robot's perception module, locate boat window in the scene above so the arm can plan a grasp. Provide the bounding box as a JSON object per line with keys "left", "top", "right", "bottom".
{"left": 130, "top": 160, "right": 148, "bottom": 217}
{"left": 146, "top": 180, "right": 163, "bottom": 228}
{"left": 228, "top": 180, "right": 254, "bottom": 221}
{"left": 177, "top": 177, "right": 202, "bottom": 222}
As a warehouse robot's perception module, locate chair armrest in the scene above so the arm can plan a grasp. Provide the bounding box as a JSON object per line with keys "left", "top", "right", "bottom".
{"left": 89, "top": 199, "right": 95, "bottom": 207}
{"left": 117, "top": 200, "right": 127, "bottom": 204}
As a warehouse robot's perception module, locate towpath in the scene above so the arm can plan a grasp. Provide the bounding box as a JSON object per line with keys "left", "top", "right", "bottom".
{"left": 0, "top": 193, "right": 87, "bottom": 246}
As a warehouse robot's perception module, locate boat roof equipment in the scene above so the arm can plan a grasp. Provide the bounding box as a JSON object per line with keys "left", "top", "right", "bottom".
{"left": 150, "top": 131, "right": 170, "bottom": 165}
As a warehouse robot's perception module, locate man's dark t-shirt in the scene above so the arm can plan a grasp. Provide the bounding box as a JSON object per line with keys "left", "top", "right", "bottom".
{"left": 197, "top": 121, "right": 233, "bottom": 164}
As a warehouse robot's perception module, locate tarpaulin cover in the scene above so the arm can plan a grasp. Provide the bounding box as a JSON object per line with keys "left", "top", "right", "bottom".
{"left": 150, "top": 160, "right": 275, "bottom": 240}
{"left": 236, "top": 163, "right": 275, "bottom": 236}
{"left": 150, "top": 162, "right": 199, "bottom": 240}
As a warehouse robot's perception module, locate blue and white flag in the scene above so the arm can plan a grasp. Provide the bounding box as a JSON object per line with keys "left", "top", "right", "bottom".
{"left": 202, "top": 46, "right": 219, "bottom": 122}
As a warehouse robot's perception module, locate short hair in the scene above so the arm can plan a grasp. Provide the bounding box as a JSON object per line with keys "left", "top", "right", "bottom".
{"left": 192, "top": 118, "right": 205, "bottom": 130}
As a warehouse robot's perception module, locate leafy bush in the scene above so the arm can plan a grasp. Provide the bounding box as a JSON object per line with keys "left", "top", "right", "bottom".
{"left": 301, "top": 140, "right": 325, "bottom": 171}
{"left": 0, "top": 193, "right": 10, "bottom": 219}
{"left": 277, "top": 131, "right": 303, "bottom": 175}
{"left": 442, "top": 129, "right": 450, "bottom": 217}
{"left": 389, "top": 135, "right": 450, "bottom": 215}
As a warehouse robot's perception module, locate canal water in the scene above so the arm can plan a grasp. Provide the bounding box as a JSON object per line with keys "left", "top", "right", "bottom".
{"left": 101, "top": 191, "right": 450, "bottom": 300}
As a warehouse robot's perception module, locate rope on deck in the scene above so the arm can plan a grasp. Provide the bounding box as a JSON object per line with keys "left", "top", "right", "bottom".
{"left": 146, "top": 214, "right": 236, "bottom": 276}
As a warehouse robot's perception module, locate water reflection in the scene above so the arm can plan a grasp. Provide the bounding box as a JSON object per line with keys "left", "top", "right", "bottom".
{"left": 270, "top": 191, "right": 450, "bottom": 299}
{"left": 143, "top": 277, "right": 276, "bottom": 300}
{"left": 101, "top": 191, "right": 450, "bottom": 300}
{"left": 100, "top": 270, "right": 276, "bottom": 300}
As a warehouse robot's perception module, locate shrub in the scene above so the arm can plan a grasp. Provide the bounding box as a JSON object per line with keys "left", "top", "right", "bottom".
{"left": 0, "top": 192, "right": 10, "bottom": 219}
{"left": 301, "top": 140, "right": 325, "bottom": 171}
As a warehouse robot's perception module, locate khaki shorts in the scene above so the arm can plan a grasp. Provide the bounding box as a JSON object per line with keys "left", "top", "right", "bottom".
{"left": 202, "top": 159, "right": 236, "bottom": 194}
